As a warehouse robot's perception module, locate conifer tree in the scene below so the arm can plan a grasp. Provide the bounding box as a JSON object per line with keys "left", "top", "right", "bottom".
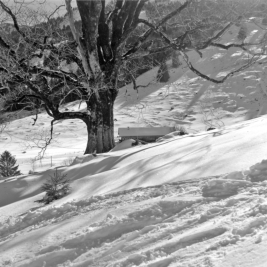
{"left": 39, "top": 169, "right": 71, "bottom": 204}
{"left": 0, "top": 151, "right": 21, "bottom": 178}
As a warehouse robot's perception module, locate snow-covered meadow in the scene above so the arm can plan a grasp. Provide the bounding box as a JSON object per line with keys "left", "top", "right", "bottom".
{"left": 1, "top": 21, "right": 267, "bottom": 266}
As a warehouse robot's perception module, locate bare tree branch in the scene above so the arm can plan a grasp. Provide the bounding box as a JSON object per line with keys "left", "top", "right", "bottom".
{"left": 0, "top": 1, "right": 25, "bottom": 38}
{"left": 180, "top": 50, "right": 259, "bottom": 84}
{"left": 24, "top": 120, "right": 56, "bottom": 160}
{"left": 47, "top": 5, "right": 64, "bottom": 22}
{"left": 13, "top": 94, "right": 42, "bottom": 104}
{"left": 122, "top": 0, "right": 192, "bottom": 59}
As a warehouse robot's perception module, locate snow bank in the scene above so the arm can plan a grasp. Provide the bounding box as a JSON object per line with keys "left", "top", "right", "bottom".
{"left": 202, "top": 179, "right": 251, "bottom": 198}
{"left": 247, "top": 159, "right": 267, "bottom": 182}
{"left": 110, "top": 139, "right": 135, "bottom": 152}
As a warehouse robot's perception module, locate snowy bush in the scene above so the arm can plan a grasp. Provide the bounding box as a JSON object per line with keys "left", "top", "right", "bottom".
{"left": 62, "top": 156, "right": 75, "bottom": 166}
{"left": 0, "top": 150, "right": 21, "bottom": 178}
{"left": 174, "top": 125, "right": 188, "bottom": 136}
{"left": 38, "top": 169, "right": 71, "bottom": 204}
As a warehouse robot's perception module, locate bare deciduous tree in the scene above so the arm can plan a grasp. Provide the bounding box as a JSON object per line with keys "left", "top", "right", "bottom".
{"left": 0, "top": 0, "right": 266, "bottom": 154}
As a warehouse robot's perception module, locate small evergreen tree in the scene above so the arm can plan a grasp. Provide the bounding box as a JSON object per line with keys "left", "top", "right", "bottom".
{"left": 0, "top": 151, "right": 21, "bottom": 178}
{"left": 39, "top": 169, "right": 71, "bottom": 204}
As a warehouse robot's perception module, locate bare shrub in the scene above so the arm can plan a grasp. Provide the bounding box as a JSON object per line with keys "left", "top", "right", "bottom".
{"left": 199, "top": 89, "right": 225, "bottom": 130}
{"left": 23, "top": 128, "right": 56, "bottom": 160}
{"left": 28, "top": 157, "right": 38, "bottom": 174}
{"left": 62, "top": 156, "right": 75, "bottom": 166}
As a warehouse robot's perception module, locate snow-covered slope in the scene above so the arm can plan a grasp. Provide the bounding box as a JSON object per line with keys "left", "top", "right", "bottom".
{"left": 1, "top": 138, "right": 267, "bottom": 266}
{"left": 1, "top": 19, "right": 267, "bottom": 267}
{"left": 2, "top": 21, "right": 267, "bottom": 174}
{"left": 115, "top": 22, "right": 267, "bottom": 131}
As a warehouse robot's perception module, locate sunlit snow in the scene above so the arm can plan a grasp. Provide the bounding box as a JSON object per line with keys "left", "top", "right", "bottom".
{"left": 1, "top": 19, "right": 267, "bottom": 267}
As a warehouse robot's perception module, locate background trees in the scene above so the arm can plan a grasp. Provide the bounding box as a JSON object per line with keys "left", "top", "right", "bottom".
{"left": 0, "top": 0, "right": 266, "bottom": 156}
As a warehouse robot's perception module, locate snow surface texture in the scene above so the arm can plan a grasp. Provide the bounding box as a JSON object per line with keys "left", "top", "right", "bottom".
{"left": 1, "top": 161, "right": 267, "bottom": 267}
{"left": 1, "top": 20, "right": 267, "bottom": 267}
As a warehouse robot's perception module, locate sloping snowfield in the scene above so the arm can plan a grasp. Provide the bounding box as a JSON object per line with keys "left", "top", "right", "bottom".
{"left": 1, "top": 21, "right": 267, "bottom": 266}
{"left": 2, "top": 142, "right": 267, "bottom": 267}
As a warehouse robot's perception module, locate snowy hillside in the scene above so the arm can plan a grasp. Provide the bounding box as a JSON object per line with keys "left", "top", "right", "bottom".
{"left": 1, "top": 18, "right": 267, "bottom": 267}
{"left": 1, "top": 21, "right": 267, "bottom": 173}
{"left": 2, "top": 121, "right": 267, "bottom": 266}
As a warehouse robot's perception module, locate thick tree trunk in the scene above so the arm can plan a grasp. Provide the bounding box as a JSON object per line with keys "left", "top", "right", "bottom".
{"left": 83, "top": 90, "right": 116, "bottom": 154}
